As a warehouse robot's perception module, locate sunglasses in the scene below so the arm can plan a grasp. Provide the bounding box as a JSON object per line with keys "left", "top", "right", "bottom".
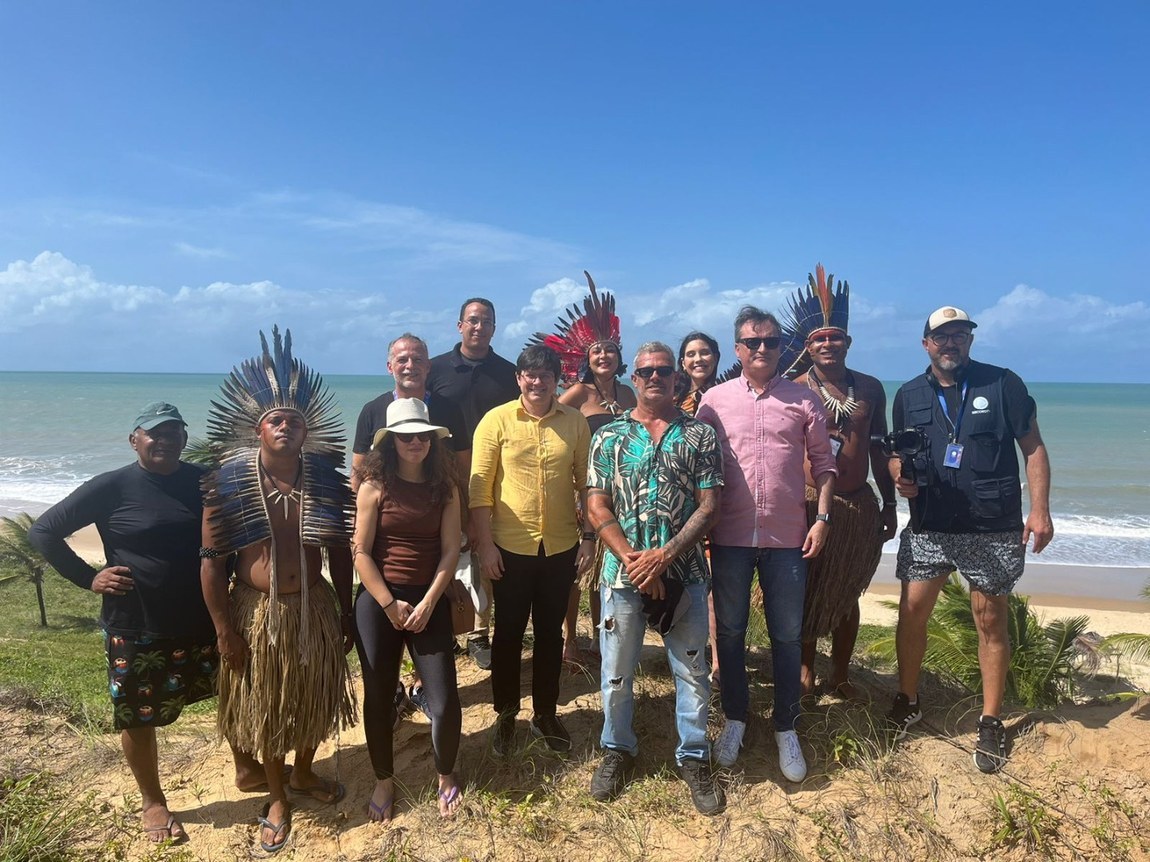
{"left": 927, "top": 331, "right": 971, "bottom": 346}
{"left": 736, "top": 336, "right": 781, "bottom": 351}
{"left": 394, "top": 431, "right": 433, "bottom": 443}
{"left": 634, "top": 365, "right": 675, "bottom": 379}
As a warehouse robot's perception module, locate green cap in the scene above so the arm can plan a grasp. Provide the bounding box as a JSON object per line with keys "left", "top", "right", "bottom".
{"left": 132, "top": 402, "right": 186, "bottom": 432}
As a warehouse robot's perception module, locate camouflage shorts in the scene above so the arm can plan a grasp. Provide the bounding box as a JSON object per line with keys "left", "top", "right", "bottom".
{"left": 895, "top": 528, "right": 1025, "bottom": 596}
{"left": 105, "top": 632, "right": 218, "bottom": 730}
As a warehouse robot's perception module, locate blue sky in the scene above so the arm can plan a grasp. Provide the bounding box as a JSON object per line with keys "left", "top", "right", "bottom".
{"left": 1, "top": 2, "right": 1147, "bottom": 382}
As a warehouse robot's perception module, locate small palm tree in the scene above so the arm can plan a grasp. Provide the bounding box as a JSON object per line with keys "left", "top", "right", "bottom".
{"left": 868, "top": 574, "right": 1091, "bottom": 708}
{"left": 1103, "top": 580, "right": 1150, "bottom": 665}
{"left": 0, "top": 513, "right": 50, "bottom": 627}
{"left": 182, "top": 436, "right": 227, "bottom": 468}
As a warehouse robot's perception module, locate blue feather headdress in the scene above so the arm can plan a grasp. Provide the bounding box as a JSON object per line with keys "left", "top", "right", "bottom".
{"left": 205, "top": 326, "right": 345, "bottom": 463}
{"left": 779, "top": 263, "right": 850, "bottom": 379}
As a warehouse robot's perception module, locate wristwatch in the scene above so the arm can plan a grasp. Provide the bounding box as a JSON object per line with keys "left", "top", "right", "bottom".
{"left": 815, "top": 513, "right": 831, "bottom": 524}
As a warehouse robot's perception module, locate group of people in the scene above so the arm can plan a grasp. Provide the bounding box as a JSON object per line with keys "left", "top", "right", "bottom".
{"left": 27, "top": 268, "right": 1054, "bottom": 850}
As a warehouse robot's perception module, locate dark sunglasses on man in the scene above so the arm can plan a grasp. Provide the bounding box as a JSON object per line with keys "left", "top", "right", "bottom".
{"left": 736, "top": 336, "right": 781, "bottom": 351}
{"left": 634, "top": 365, "right": 675, "bottom": 379}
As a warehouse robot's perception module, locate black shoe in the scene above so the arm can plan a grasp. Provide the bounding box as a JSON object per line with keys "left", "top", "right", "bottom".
{"left": 392, "top": 683, "right": 414, "bottom": 730}
{"left": 887, "top": 692, "right": 922, "bottom": 741}
{"left": 491, "top": 713, "right": 516, "bottom": 757}
{"left": 973, "top": 715, "right": 1008, "bottom": 774}
{"left": 678, "top": 758, "right": 725, "bottom": 815}
{"left": 468, "top": 633, "right": 492, "bottom": 670}
{"left": 529, "top": 713, "right": 572, "bottom": 753}
{"left": 408, "top": 684, "right": 432, "bottom": 721}
{"left": 590, "top": 750, "right": 635, "bottom": 801}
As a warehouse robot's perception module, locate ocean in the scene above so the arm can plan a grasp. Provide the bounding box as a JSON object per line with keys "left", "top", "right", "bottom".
{"left": 1, "top": 371, "right": 1147, "bottom": 575}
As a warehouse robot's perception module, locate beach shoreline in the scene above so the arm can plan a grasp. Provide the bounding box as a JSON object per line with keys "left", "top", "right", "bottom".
{"left": 63, "top": 525, "right": 1149, "bottom": 637}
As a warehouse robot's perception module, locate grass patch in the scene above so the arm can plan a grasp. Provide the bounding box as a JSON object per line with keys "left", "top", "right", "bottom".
{"left": 0, "top": 771, "right": 101, "bottom": 862}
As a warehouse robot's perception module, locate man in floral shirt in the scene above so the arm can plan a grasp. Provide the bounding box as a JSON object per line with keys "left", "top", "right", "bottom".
{"left": 585, "top": 341, "right": 724, "bottom": 815}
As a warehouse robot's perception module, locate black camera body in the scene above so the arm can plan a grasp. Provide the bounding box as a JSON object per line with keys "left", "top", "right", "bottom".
{"left": 878, "top": 428, "right": 931, "bottom": 488}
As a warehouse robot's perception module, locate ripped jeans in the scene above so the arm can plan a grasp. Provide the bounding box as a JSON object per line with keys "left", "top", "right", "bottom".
{"left": 599, "top": 581, "right": 711, "bottom": 764}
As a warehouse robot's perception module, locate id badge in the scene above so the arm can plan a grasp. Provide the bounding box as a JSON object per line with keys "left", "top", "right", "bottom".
{"left": 943, "top": 442, "right": 964, "bottom": 469}
{"left": 829, "top": 436, "right": 843, "bottom": 460}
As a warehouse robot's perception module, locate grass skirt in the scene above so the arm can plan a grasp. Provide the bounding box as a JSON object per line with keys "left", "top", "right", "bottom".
{"left": 801, "top": 484, "right": 884, "bottom": 639}
{"left": 217, "top": 579, "right": 356, "bottom": 759}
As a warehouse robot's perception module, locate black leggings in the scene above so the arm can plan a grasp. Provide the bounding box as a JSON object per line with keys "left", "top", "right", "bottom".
{"left": 354, "top": 582, "right": 461, "bottom": 779}
{"left": 490, "top": 543, "right": 579, "bottom": 717}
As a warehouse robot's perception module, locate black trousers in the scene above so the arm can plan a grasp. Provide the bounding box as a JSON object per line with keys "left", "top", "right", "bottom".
{"left": 354, "top": 582, "right": 461, "bottom": 778}
{"left": 490, "top": 543, "right": 578, "bottom": 717}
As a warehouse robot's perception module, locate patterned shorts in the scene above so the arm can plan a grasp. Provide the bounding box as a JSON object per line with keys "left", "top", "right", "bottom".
{"left": 895, "top": 529, "right": 1025, "bottom": 596}
{"left": 105, "top": 632, "right": 218, "bottom": 730}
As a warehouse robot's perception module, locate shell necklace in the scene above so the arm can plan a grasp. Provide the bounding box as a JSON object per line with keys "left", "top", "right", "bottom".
{"left": 592, "top": 379, "right": 622, "bottom": 416}
{"left": 809, "top": 368, "right": 858, "bottom": 429}
{"left": 260, "top": 460, "right": 303, "bottom": 517}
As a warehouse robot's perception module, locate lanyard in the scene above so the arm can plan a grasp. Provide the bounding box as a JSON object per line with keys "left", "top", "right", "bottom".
{"left": 936, "top": 381, "right": 968, "bottom": 443}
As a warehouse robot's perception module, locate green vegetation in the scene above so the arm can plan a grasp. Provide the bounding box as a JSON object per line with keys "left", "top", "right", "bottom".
{"left": 1104, "top": 578, "right": 1150, "bottom": 665}
{"left": 867, "top": 574, "right": 1092, "bottom": 708}
{"left": 0, "top": 513, "right": 50, "bottom": 627}
{"left": 0, "top": 772, "right": 100, "bottom": 862}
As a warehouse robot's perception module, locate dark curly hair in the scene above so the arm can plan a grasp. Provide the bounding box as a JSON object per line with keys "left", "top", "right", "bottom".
{"left": 673, "top": 331, "right": 721, "bottom": 405}
{"left": 358, "top": 433, "right": 458, "bottom": 504}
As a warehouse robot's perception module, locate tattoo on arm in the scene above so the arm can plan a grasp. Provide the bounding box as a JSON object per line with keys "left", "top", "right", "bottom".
{"left": 662, "top": 489, "right": 717, "bottom": 561}
{"left": 587, "top": 488, "right": 611, "bottom": 500}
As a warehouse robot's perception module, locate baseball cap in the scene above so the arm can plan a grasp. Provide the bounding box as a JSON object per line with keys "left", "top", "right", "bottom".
{"left": 923, "top": 306, "right": 978, "bottom": 337}
{"left": 132, "top": 402, "right": 186, "bottom": 432}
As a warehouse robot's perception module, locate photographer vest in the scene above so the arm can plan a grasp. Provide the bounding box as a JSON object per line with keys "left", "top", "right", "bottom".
{"left": 897, "top": 361, "right": 1024, "bottom": 533}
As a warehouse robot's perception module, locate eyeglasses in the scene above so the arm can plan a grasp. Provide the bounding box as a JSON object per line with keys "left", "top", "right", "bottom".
{"left": 634, "top": 365, "right": 675, "bottom": 379}
{"left": 927, "top": 331, "right": 971, "bottom": 346}
{"left": 736, "top": 336, "right": 781, "bottom": 351}
{"left": 395, "top": 431, "right": 433, "bottom": 443}
{"left": 462, "top": 316, "right": 495, "bottom": 329}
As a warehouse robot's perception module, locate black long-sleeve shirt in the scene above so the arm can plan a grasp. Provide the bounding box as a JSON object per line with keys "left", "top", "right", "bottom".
{"left": 28, "top": 461, "right": 214, "bottom": 639}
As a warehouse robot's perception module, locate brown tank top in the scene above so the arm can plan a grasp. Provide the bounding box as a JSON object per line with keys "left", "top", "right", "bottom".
{"left": 371, "top": 477, "right": 446, "bottom": 586}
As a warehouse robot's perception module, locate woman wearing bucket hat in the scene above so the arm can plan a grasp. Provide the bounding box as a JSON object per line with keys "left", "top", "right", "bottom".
{"left": 352, "top": 398, "right": 464, "bottom": 821}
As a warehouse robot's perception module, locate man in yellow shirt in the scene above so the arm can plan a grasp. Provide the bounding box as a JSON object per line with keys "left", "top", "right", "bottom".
{"left": 469, "top": 345, "right": 595, "bottom": 755}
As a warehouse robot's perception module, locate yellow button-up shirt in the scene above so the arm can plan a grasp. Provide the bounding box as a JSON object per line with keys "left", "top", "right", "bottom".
{"left": 468, "top": 397, "right": 590, "bottom": 556}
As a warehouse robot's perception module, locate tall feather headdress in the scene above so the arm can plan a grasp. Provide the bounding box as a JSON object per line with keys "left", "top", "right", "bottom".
{"left": 779, "top": 263, "right": 850, "bottom": 379}
{"left": 205, "top": 325, "right": 345, "bottom": 463}
{"left": 527, "top": 271, "right": 623, "bottom": 386}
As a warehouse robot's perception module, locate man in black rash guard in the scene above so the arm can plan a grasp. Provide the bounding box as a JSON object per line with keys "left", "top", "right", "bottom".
{"left": 29, "top": 402, "right": 268, "bottom": 844}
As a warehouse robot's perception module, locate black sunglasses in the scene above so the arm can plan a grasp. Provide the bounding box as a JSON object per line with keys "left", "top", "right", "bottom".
{"left": 395, "top": 431, "right": 433, "bottom": 443}
{"left": 736, "top": 336, "right": 781, "bottom": 351}
{"left": 634, "top": 365, "right": 675, "bottom": 379}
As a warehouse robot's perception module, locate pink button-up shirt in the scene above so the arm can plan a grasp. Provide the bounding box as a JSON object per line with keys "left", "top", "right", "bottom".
{"left": 696, "top": 374, "right": 836, "bottom": 548}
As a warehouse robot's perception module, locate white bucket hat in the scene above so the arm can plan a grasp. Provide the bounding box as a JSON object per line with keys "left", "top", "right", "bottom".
{"left": 371, "top": 398, "right": 451, "bottom": 449}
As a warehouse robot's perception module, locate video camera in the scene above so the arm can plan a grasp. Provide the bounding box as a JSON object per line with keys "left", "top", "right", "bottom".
{"left": 876, "top": 428, "right": 930, "bottom": 488}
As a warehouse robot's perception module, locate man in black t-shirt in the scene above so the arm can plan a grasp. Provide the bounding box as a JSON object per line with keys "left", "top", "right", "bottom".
{"left": 886, "top": 306, "right": 1053, "bottom": 775}
{"left": 352, "top": 333, "right": 469, "bottom": 491}
{"left": 427, "top": 298, "right": 520, "bottom": 669}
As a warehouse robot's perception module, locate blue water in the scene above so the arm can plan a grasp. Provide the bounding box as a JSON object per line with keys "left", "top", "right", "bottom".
{"left": 1, "top": 373, "right": 1147, "bottom": 572}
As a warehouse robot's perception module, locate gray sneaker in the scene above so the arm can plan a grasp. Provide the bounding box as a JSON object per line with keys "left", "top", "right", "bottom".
{"left": 468, "top": 633, "right": 492, "bottom": 670}
{"left": 678, "top": 758, "right": 725, "bottom": 815}
{"left": 973, "top": 715, "right": 1008, "bottom": 774}
{"left": 491, "top": 713, "right": 516, "bottom": 757}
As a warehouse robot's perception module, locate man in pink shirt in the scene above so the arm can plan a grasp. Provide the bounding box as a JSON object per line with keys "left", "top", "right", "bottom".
{"left": 696, "top": 306, "right": 836, "bottom": 783}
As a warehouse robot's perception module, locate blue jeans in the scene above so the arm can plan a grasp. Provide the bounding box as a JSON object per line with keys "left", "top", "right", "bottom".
{"left": 710, "top": 545, "right": 807, "bottom": 731}
{"left": 599, "top": 581, "right": 711, "bottom": 764}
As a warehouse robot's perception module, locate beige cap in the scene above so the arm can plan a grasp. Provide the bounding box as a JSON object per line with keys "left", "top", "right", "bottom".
{"left": 923, "top": 306, "right": 978, "bottom": 336}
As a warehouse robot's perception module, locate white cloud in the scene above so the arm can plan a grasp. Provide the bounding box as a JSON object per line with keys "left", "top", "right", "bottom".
{"left": 502, "top": 277, "right": 587, "bottom": 339}
{"left": 174, "top": 241, "right": 229, "bottom": 259}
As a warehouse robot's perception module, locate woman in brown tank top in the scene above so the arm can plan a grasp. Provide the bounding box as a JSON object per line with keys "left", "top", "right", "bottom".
{"left": 352, "top": 399, "right": 463, "bottom": 822}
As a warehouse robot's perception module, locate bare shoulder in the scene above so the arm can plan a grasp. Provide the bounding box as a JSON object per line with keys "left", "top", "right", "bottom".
{"left": 559, "top": 383, "right": 591, "bottom": 406}
{"left": 850, "top": 368, "right": 886, "bottom": 400}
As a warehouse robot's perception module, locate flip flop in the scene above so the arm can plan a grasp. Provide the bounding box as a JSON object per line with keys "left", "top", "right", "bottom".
{"left": 256, "top": 803, "right": 291, "bottom": 854}
{"left": 142, "top": 813, "right": 187, "bottom": 844}
{"left": 288, "top": 777, "right": 346, "bottom": 805}
{"left": 437, "top": 783, "right": 462, "bottom": 818}
{"left": 367, "top": 796, "right": 394, "bottom": 823}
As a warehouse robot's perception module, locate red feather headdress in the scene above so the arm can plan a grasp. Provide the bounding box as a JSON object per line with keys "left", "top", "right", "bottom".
{"left": 527, "top": 271, "right": 622, "bottom": 386}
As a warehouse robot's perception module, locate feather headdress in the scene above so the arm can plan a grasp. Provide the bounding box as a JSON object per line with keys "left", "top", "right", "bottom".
{"left": 527, "top": 271, "right": 623, "bottom": 386}
{"left": 205, "top": 326, "right": 345, "bottom": 464}
{"left": 779, "top": 263, "right": 850, "bottom": 379}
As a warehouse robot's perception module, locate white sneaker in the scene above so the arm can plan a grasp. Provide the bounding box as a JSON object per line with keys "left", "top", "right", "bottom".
{"left": 714, "top": 719, "right": 746, "bottom": 768}
{"left": 775, "top": 730, "right": 807, "bottom": 782}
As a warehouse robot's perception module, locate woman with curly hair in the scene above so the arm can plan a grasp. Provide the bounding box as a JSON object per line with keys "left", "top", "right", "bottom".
{"left": 352, "top": 398, "right": 463, "bottom": 822}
